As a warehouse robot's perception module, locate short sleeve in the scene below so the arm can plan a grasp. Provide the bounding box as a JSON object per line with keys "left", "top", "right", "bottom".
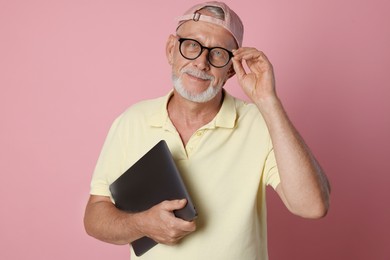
{"left": 263, "top": 147, "right": 280, "bottom": 189}
{"left": 90, "top": 115, "right": 127, "bottom": 197}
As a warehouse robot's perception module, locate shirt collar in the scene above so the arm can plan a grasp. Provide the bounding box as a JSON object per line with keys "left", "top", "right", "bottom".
{"left": 148, "top": 89, "right": 237, "bottom": 129}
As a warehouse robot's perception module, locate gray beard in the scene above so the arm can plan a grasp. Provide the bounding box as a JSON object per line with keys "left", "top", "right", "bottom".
{"left": 171, "top": 69, "right": 222, "bottom": 103}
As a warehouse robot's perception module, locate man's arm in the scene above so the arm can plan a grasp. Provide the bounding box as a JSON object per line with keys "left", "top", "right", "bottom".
{"left": 232, "top": 48, "right": 330, "bottom": 218}
{"left": 84, "top": 195, "right": 196, "bottom": 245}
{"left": 260, "top": 97, "right": 330, "bottom": 218}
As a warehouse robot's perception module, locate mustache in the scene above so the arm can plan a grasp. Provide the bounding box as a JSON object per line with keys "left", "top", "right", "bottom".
{"left": 181, "top": 68, "right": 214, "bottom": 81}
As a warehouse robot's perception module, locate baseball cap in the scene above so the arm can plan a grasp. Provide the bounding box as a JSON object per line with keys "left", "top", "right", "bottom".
{"left": 176, "top": 1, "right": 244, "bottom": 47}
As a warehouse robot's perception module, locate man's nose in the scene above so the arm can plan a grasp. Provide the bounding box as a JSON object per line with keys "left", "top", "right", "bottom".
{"left": 193, "top": 49, "right": 210, "bottom": 70}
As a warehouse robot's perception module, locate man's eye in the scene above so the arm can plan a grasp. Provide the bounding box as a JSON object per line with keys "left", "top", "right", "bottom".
{"left": 214, "top": 50, "right": 222, "bottom": 57}
{"left": 188, "top": 42, "right": 199, "bottom": 49}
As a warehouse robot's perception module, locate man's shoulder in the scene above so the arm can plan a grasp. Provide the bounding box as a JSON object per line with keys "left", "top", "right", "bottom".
{"left": 132, "top": 95, "right": 166, "bottom": 109}
{"left": 107, "top": 94, "right": 169, "bottom": 130}
{"left": 121, "top": 94, "right": 168, "bottom": 116}
{"left": 225, "top": 92, "right": 260, "bottom": 114}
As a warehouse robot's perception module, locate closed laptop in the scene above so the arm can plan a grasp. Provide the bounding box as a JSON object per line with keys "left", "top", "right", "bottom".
{"left": 109, "top": 140, "right": 197, "bottom": 256}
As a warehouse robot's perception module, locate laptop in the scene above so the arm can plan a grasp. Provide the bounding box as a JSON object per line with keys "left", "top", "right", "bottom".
{"left": 109, "top": 140, "right": 197, "bottom": 256}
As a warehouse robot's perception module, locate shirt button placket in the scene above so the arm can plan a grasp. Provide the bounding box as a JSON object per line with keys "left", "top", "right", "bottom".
{"left": 186, "top": 130, "right": 204, "bottom": 157}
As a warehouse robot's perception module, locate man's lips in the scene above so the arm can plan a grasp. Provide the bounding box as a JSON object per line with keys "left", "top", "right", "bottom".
{"left": 185, "top": 73, "right": 210, "bottom": 82}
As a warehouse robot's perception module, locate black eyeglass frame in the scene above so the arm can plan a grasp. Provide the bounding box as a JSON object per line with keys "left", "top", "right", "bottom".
{"left": 177, "top": 37, "right": 234, "bottom": 68}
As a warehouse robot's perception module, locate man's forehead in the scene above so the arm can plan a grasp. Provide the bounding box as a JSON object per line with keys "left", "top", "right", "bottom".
{"left": 176, "top": 20, "right": 237, "bottom": 49}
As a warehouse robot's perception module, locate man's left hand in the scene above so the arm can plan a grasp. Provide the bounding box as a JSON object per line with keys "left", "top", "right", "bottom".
{"left": 231, "top": 48, "right": 276, "bottom": 106}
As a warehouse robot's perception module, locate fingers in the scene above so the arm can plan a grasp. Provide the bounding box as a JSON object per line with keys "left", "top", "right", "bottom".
{"left": 231, "top": 54, "right": 246, "bottom": 79}
{"left": 232, "top": 47, "right": 273, "bottom": 72}
{"left": 158, "top": 218, "right": 196, "bottom": 245}
{"left": 152, "top": 221, "right": 195, "bottom": 245}
{"left": 160, "top": 199, "right": 187, "bottom": 212}
{"left": 159, "top": 199, "right": 196, "bottom": 232}
{"left": 230, "top": 47, "right": 276, "bottom": 102}
{"left": 233, "top": 47, "right": 266, "bottom": 61}
{"left": 139, "top": 199, "right": 196, "bottom": 245}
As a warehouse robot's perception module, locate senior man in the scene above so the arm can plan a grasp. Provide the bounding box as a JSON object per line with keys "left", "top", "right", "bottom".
{"left": 84, "top": 1, "right": 330, "bottom": 259}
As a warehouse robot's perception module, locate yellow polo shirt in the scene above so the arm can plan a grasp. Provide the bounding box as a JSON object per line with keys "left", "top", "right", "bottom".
{"left": 90, "top": 90, "right": 280, "bottom": 260}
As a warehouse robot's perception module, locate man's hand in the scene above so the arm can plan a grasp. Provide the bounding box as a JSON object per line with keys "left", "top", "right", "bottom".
{"left": 232, "top": 48, "right": 276, "bottom": 106}
{"left": 136, "top": 199, "right": 197, "bottom": 245}
{"left": 84, "top": 196, "right": 196, "bottom": 246}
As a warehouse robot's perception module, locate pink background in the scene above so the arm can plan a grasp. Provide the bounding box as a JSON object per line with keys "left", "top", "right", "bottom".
{"left": 1, "top": 0, "right": 389, "bottom": 259}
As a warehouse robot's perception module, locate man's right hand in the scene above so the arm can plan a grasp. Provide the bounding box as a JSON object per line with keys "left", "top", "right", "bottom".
{"left": 135, "top": 199, "right": 197, "bottom": 245}
{"left": 84, "top": 196, "right": 196, "bottom": 246}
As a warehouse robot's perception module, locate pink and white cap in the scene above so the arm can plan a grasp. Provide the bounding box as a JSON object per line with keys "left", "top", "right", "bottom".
{"left": 176, "top": 1, "right": 244, "bottom": 47}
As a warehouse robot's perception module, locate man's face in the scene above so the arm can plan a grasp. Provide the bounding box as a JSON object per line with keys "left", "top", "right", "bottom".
{"left": 167, "top": 19, "right": 236, "bottom": 103}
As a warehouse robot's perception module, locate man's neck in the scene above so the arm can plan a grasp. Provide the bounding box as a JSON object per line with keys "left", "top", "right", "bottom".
{"left": 167, "top": 89, "right": 224, "bottom": 145}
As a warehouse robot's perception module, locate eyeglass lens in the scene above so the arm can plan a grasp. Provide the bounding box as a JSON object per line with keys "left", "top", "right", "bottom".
{"left": 179, "top": 38, "right": 231, "bottom": 68}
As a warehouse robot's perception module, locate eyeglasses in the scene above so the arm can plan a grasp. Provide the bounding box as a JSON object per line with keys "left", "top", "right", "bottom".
{"left": 178, "top": 38, "right": 233, "bottom": 68}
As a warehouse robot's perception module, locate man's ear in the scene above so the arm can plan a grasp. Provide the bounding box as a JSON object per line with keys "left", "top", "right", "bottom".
{"left": 222, "top": 65, "right": 236, "bottom": 87}
{"left": 227, "top": 64, "right": 236, "bottom": 79}
{"left": 166, "top": 35, "right": 176, "bottom": 65}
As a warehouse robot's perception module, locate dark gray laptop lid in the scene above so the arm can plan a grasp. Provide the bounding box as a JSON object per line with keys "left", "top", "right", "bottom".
{"left": 109, "top": 140, "right": 197, "bottom": 256}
